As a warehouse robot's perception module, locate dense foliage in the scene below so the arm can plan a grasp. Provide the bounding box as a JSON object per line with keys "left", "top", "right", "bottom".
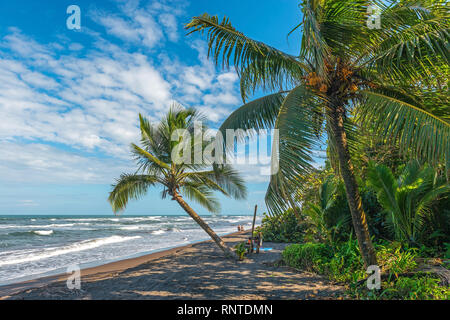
{"left": 187, "top": 0, "right": 450, "bottom": 299}
{"left": 367, "top": 160, "right": 450, "bottom": 246}
{"left": 260, "top": 156, "right": 449, "bottom": 299}
{"left": 282, "top": 240, "right": 449, "bottom": 299}
{"left": 264, "top": 159, "right": 450, "bottom": 247}
{"left": 187, "top": 0, "right": 450, "bottom": 267}
{"left": 256, "top": 209, "right": 305, "bottom": 243}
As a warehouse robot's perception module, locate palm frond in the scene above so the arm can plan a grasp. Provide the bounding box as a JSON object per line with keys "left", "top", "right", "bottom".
{"left": 265, "top": 85, "right": 322, "bottom": 215}
{"left": 131, "top": 143, "right": 171, "bottom": 172}
{"left": 108, "top": 174, "right": 159, "bottom": 213}
{"left": 357, "top": 90, "right": 450, "bottom": 168}
{"left": 239, "top": 59, "right": 305, "bottom": 102}
{"left": 185, "top": 13, "right": 303, "bottom": 88}
{"left": 184, "top": 165, "right": 247, "bottom": 200}
{"left": 300, "top": 0, "right": 332, "bottom": 77}
{"left": 181, "top": 183, "right": 221, "bottom": 213}
{"left": 218, "top": 91, "right": 287, "bottom": 146}
{"left": 320, "top": 0, "right": 373, "bottom": 60}
{"left": 359, "top": 0, "right": 450, "bottom": 82}
{"left": 366, "top": 162, "right": 400, "bottom": 214}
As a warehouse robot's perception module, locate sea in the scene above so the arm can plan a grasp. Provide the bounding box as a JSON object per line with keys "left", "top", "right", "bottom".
{"left": 0, "top": 214, "right": 261, "bottom": 286}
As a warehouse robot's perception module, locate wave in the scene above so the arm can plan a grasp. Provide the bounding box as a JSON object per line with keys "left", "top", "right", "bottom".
{"left": 0, "top": 235, "right": 141, "bottom": 267}
{"left": 120, "top": 226, "right": 139, "bottom": 231}
{"left": 151, "top": 230, "right": 165, "bottom": 235}
{"left": 0, "top": 223, "right": 81, "bottom": 229}
{"left": 63, "top": 217, "right": 162, "bottom": 222}
{"left": 32, "top": 230, "right": 53, "bottom": 236}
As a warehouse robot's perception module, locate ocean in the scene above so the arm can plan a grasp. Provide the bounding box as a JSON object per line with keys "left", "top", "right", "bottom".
{"left": 0, "top": 214, "right": 261, "bottom": 286}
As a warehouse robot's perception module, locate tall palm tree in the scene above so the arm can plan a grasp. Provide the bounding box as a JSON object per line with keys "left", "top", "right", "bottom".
{"left": 108, "top": 106, "right": 247, "bottom": 259}
{"left": 186, "top": 0, "right": 449, "bottom": 266}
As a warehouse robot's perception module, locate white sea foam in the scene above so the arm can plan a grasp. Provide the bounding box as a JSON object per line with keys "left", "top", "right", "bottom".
{"left": 0, "top": 215, "right": 262, "bottom": 285}
{"left": 0, "top": 235, "right": 141, "bottom": 267}
{"left": 120, "top": 226, "right": 139, "bottom": 231}
{"left": 0, "top": 223, "right": 89, "bottom": 229}
{"left": 33, "top": 230, "right": 53, "bottom": 236}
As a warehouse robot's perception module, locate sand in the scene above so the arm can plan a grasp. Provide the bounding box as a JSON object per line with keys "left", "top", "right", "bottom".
{"left": 0, "top": 231, "right": 346, "bottom": 300}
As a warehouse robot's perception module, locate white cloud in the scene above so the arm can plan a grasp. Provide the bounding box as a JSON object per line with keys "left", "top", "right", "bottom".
{"left": 0, "top": 1, "right": 243, "bottom": 186}
{"left": 0, "top": 141, "right": 133, "bottom": 184}
{"left": 68, "top": 43, "right": 84, "bottom": 51}
{"left": 159, "top": 13, "right": 179, "bottom": 41}
{"left": 92, "top": 0, "right": 183, "bottom": 48}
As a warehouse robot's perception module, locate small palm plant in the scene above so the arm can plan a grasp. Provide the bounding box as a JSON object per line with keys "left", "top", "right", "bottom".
{"left": 108, "top": 105, "right": 247, "bottom": 259}
{"left": 367, "top": 160, "right": 450, "bottom": 245}
{"left": 303, "top": 177, "right": 351, "bottom": 243}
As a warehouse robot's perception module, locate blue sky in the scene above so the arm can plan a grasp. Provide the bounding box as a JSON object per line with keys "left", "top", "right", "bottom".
{"left": 0, "top": 0, "right": 307, "bottom": 215}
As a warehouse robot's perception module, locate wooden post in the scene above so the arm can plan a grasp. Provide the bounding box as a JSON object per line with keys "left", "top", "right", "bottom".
{"left": 250, "top": 205, "right": 257, "bottom": 253}
{"left": 251, "top": 205, "right": 257, "bottom": 237}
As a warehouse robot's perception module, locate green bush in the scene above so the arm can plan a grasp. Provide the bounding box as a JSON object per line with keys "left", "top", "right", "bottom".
{"left": 353, "top": 274, "right": 449, "bottom": 300}
{"left": 326, "top": 239, "right": 366, "bottom": 283}
{"left": 282, "top": 243, "right": 332, "bottom": 273}
{"left": 366, "top": 160, "right": 450, "bottom": 246}
{"left": 234, "top": 242, "right": 247, "bottom": 261}
{"left": 282, "top": 239, "right": 365, "bottom": 283}
{"left": 256, "top": 209, "right": 305, "bottom": 243}
{"left": 376, "top": 241, "right": 418, "bottom": 278}
{"left": 282, "top": 239, "right": 449, "bottom": 299}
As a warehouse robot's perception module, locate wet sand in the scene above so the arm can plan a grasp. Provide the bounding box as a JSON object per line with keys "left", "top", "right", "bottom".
{"left": 0, "top": 231, "right": 345, "bottom": 300}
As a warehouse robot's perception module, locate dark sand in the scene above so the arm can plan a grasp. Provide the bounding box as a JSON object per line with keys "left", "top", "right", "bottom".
{"left": 0, "top": 231, "right": 346, "bottom": 300}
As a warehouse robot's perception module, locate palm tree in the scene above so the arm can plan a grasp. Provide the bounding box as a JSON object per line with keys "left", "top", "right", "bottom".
{"left": 108, "top": 105, "right": 247, "bottom": 259}
{"left": 186, "top": 0, "right": 449, "bottom": 266}
{"left": 367, "top": 160, "right": 450, "bottom": 245}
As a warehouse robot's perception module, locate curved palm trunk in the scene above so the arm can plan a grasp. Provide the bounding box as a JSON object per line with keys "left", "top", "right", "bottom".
{"left": 329, "top": 105, "right": 378, "bottom": 267}
{"left": 172, "top": 191, "right": 237, "bottom": 260}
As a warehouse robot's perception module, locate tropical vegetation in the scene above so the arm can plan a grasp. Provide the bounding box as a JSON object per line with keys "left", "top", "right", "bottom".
{"left": 183, "top": 0, "right": 450, "bottom": 299}
{"left": 186, "top": 0, "right": 450, "bottom": 268}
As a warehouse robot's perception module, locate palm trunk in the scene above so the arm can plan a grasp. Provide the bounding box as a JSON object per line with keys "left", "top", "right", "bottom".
{"left": 172, "top": 191, "right": 237, "bottom": 260}
{"left": 329, "top": 104, "right": 378, "bottom": 267}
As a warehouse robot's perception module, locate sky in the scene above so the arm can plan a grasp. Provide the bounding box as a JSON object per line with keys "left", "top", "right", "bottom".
{"left": 0, "top": 0, "right": 306, "bottom": 215}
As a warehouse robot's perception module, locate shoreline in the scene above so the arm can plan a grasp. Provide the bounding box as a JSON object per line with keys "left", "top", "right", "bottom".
{"left": 0, "top": 230, "right": 249, "bottom": 299}
{"left": 1, "top": 230, "right": 346, "bottom": 300}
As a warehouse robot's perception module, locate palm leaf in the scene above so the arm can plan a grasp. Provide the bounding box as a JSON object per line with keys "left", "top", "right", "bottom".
{"left": 131, "top": 143, "right": 171, "bottom": 172}
{"left": 108, "top": 174, "right": 159, "bottom": 213}
{"left": 265, "top": 85, "right": 322, "bottom": 215}
{"left": 218, "top": 91, "right": 287, "bottom": 145}
{"left": 185, "top": 13, "right": 303, "bottom": 88}
{"left": 359, "top": 0, "right": 449, "bottom": 82}
{"left": 181, "top": 183, "right": 221, "bottom": 213}
{"left": 357, "top": 90, "right": 450, "bottom": 168}
{"left": 197, "top": 165, "right": 248, "bottom": 199}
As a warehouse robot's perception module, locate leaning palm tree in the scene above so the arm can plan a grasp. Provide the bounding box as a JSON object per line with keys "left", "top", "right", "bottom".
{"left": 186, "top": 0, "right": 449, "bottom": 266}
{"left": 108, "top": 105, "right": 247, "bottom": 259}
